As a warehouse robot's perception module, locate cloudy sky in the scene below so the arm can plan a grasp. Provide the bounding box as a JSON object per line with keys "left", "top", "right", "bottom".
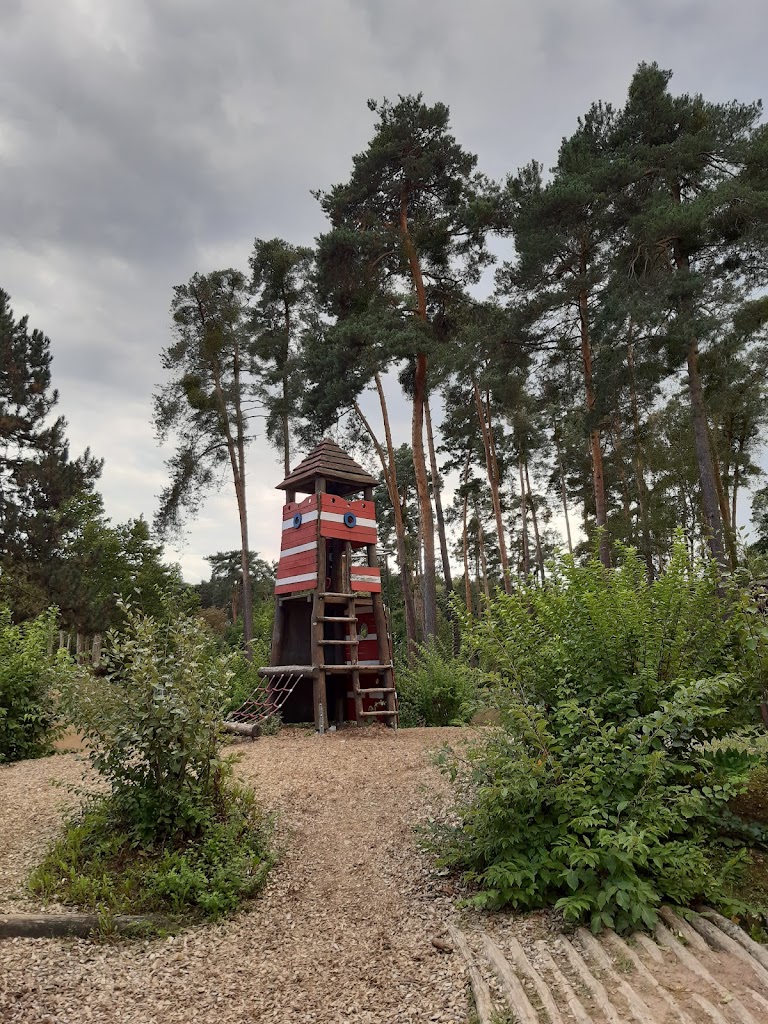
{"left": 2, "top": 0, "right": 765, "bottom": 580}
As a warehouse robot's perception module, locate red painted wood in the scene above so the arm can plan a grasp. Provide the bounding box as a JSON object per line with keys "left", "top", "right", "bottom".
{"left": 351, "top": 579, "right": 382, "bottom": 593}
{"left": 276, "top": 563, "right": 317, "bottom": 581}
{"left": 280, "top": 524, "right": 318, "bottom": 550}
{"left": 319, "top": 523, "right": 377, "bottom": 545}
{"left": 276, "top": 551, "right": 318, "bottom": 575}
{"left": 319, "top": 494, "right": 376, "bottom": 518}
{"left": 358, "top": 639, "right": 378, "bottom": 661}
{"left": 275, "top": 579, "right": 318, "bottom": 595}
{"left": 282, "top": 494, "right": 318, "bottom": 520}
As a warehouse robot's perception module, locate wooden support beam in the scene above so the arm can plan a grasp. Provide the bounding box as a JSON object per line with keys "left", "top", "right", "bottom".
{"left": 258, "top": 665, "right": 314, "bottom": 676}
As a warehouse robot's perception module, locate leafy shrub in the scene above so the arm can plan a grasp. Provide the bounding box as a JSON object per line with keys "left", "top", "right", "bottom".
{"left": 223, "top": 601, "right": 273, "bottom": 665}
{"left": 43, "top": 603, "right": 274, "bottom": 918}
{"left": 225, "top": 651, "right": 267, "bottom": 717}
{"left": 30, "top": 785, "right": 273, "bottom": 919}
{"left": 397, "top": 638, "right": 480, "bottom": 728}
{"left": 0, "top": 607, "right": 69, "bottom": 763}
{"left": 60, "top": 604, "right": 238, "bottom": 843}
{"left": 431, "top": 541, "right": 768, "bottom": 933}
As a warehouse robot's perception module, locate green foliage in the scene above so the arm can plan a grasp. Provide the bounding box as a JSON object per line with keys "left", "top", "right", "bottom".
{"left": 397, "top": 638, "right": 480, "bottom": 728}
{"left": 222, "top": 596, "right": 274, "bottom": 661}
{"left": 0, "top": 606, "right": 71, "bottom": 763}
{"left": 59, "top": 602, "right": 240, "bottom": 844}
{"left": 30, "top": 786, "right": 273, "bottom": 919}
{"left": 0, "top": 287, "right": 103, "bottom": 623}
{"left": 37, "top": 603, "right": 274, "bottom": 920}
{"left": 432, "top": 541, "right": 768, "bottom": 933}
{"left": 249, "top": 237, "right": 315, "bottom": 470}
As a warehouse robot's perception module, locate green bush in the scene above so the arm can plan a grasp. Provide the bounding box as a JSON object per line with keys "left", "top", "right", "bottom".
{"left": 0, "top": 607, "right": 69, "bottom": 763}
{"left": 397, "top": 638, "right": 480, "bottom": 728}
{"left": 42, "top": 603, "right": 274, "bottom": 919}
{"left": 60, "top": 604, "right": 240, "bottom": 843}
{"left": 30, "top": 785, "right": 273, "bottom": 919}
{"left": 431, "top": 541, "right": 768, "bottom": 933}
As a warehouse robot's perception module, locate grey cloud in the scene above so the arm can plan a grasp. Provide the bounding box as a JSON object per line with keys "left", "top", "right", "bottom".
{"left": 1, "top": 0, "right": 765, "bottom": 580}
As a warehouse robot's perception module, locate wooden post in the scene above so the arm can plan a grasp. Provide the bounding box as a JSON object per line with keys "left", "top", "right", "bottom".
{"left": 267, "top": 600, "right": 285, "bottom": 712}
{"left": 312, "top": 477, "right": 328, "bottom": 733}
{"left": 370, "top": 553, "right": 389, "bottom": 663}
{"left": 92, "top": 634, "right": 101, "bottom": 668}
{"left": 344, "top": 540, "right": 352, "bottom": 593}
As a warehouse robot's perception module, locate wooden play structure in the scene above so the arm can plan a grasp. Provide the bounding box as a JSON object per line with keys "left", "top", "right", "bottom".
{"left": 227, "top": 439, "right": 398, "bottom": 733}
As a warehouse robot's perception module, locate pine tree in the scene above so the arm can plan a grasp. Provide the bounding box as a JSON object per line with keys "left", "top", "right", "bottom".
{"left": 0, "top": 288, "right": 102, "bottom": 619}
{"left": 249, "top": 238, "right": 315, "bottom": 475}
{"left": 501, "top": 103, "right": 621, "bottom": 567}
{"left": 314, "top": 94, "right": 501, "bottom": 637}
{"left": 613, "top": 62, "right": 768, "bottom": 565}
{"left": 154, "top": 270, "right": 257, "bottom": 657}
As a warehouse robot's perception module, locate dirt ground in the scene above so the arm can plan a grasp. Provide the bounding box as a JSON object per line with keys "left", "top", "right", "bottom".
{"left": 0, "top": 726, "right": 487, "bottom": 1024}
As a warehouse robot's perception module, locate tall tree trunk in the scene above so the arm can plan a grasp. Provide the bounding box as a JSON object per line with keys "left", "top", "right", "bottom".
{"left": 577, "top": 242, "right": 610, "bottom": 567}
{"left": 610, "top": 415, "right": 633, "bottom": 534}
{"left": 461, "top": 449, "right": 473, "bottom": 615}
{"left": 212, "top": 351, "right": 253, "bottom": 659}
{"left": 518, "top": 457, "right": 530, "bottom": 577}
{"left": 234, "top": 400, "right": 254, "bottom": 657}
{"left": 525, "top": 461, "right": 545, "bottom": 582}
{"left": 721, "top": 416, "right": 734, "bottom": 513}
{"left": 686, "top": 340, "right": 727, "bottom": 566}
{"left": 473, "top": 381, "right": 512, "bottom": 594}
{"left": 708, "top": 426, "right": 737, "bottom": 568}
{"left": 669, "top": 195, "right": 726, "bottom": 568}
{"left": 475, "top": 506, "right": 491, "bottom": 605}
{"left": 425, "top": 393, "right": 453, "bottom": 592}
{"left": 732, "top": 434, "right": 745, "bottom": 528}
{"left": 400, "top": 189, "right": 437, "bottom": 637}
{"left": 553, "top": 423, "right": 574, "bottom": 555}
{"left": 354, "top": 377, "right": 418, "bottom": 652}
{"left": 282, "top": 295, "right": 292, "bottom": 476}
{"left": 626, "top": 335, "right": 654, "bottom": 578}
{"left": 462, "top": 492, "right": 472, "bottom": 614}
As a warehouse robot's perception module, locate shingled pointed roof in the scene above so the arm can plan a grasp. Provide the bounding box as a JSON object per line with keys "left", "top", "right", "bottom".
{"left": 277, "top": 438, "right": 377, "bottom": 495}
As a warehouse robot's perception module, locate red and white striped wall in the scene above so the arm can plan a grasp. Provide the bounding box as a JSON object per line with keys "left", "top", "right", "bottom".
{"left": 275, "top": 493, "right": 382, "bottom": 596}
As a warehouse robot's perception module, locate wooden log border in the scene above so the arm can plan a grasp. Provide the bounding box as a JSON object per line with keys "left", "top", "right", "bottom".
{"left": 0, "top": 913, "right": 170, "bottom": 939}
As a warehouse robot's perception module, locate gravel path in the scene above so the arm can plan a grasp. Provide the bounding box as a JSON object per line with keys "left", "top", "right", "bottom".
{"left": 0, "top": 727, "right": 478, "bottom": 1024}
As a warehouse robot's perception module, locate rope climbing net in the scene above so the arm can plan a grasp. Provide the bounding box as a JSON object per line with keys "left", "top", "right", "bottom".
{"left": 226, "top": 670, "right": 307, "bottom": 725}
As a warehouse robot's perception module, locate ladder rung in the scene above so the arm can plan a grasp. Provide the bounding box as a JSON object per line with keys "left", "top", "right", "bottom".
{"left": 360, "top": 710, "right": 398, "bottom": 717}
{"left": 314, "top": 616, "right": 357, "bottom": 623}
{"left": 322, "top": 663, "right": 392, "bottom": 673}
{"left": 357, "top": 687, "right": 396, "bottom": 695}
{"left": 319, "top": 639, "right": 358, "bottom": 645}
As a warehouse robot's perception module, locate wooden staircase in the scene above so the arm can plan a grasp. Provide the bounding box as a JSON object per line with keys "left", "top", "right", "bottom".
{"left": 312, "top": 590, "right": 398, "bottom": 729}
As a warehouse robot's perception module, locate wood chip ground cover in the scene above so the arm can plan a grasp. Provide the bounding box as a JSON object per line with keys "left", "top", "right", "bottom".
{"left": 0, "top": 727, "right": 485, "bottom": 1023}
{"left": 5, "top": 729, "right": 767, "bottom": 1023}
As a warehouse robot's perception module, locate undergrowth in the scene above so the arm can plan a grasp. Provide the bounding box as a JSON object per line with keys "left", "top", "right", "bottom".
{"left": 0, "top": 606, "right": 70, "bottom": 763}
{"left": 430, "top": 539, "right": 768, "bottom": 933}
{"left": 30, "top": 786, "right": 273, "bottom": 919}
{"left": 397, "top": 637, "right": 481, "bottom": 727}
{"left": 31, "top": 601, "right": 274, "bottom": 921}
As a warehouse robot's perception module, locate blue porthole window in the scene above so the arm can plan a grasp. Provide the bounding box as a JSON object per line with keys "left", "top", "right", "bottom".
{"left": 344, "top": 512, "right": 357, "bottom": 528}
{"left": 292, "top": 513, "right": 302, "bottom": 529}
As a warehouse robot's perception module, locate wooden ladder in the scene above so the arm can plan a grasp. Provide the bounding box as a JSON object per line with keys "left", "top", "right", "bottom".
{"left": 313, "top": 590, "right": 397, "bottom": 729}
